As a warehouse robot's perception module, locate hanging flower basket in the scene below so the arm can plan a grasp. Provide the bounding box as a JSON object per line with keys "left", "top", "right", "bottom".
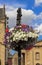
{"left": 4, "top": 24, "right": 38, "bottom": 50}
{"left": 10, "top": 24, "right": 38, "bottom": 43}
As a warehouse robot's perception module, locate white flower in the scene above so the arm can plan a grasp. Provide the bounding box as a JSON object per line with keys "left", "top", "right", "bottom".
{"left": 32, "top": 33, "right": 35, "bottom": 38}
{"left": 10, "top": 29, "right": 38, "bottom": 42}
{"left": 28, "top": 32, "right": 33, "bottom": 37}
{"left": 14, "top": 34, "right": 19, "bottom": 38}
{"left": 18, "top": 35, "right": 22, "bottom": 39}
{"left": 13, "top": 37, "right": 15, "bottom": 41}
{"left": 33, "top": 33, "right": 38, "bottom": 38}
{"left": 15, "top": 37, "right": 19, "bottom": 40}
{"left": 20, "top": 31, "right": 24, "bottom": 34}
{"left": 24, "top": 38, "right": 28, "bottom": 41}
{"left": 23, "top": 34, "right": 26, "bottom": 38}
{"left": 16, "top": 31, "right": 19, "bottom": 34}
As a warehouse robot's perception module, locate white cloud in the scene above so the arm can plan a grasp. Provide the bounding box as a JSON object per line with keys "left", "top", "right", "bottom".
{"left": 5, "top": 5, "right": 42, "bottom": 29}
{"left": 5, "top": 5, "right": 37, "bottom": 28}
{"left": 37, "top": 12, "right": 42, "bottom": 19}
{"left": 35, "top": 0, "right": 42, "bottom": 6}
{"left": 34, "top": 24, "right": 42, "bottom": 35}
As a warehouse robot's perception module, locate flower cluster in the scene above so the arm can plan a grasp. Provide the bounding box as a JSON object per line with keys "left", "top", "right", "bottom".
{"left": 4, "top": 24, "right": 38, "bottom": 44}
{"left": 10, "top": 24, "right": 38, "bottom": 42}
{"left": 4, "top": 28, "right": 11, "bottom": 44}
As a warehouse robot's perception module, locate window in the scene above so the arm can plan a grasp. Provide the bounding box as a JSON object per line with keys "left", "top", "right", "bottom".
{"left": 36, "top": 63, "right": 40, "bottom": 65}
{"left": 35, "top": 52, "right": 40, "bottom": 60}
{"left": 21, "top": 53, "right": 25, "bottom": 65}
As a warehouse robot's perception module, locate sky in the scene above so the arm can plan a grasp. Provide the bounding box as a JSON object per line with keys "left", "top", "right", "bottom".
{"left": 0, "top": 0, "right": 42, "bottom": 54}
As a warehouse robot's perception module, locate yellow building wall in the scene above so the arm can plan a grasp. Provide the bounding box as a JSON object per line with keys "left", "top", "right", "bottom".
{"left": 12, "top": 41, "right": 42, "bottom": 65}
{"left": 12, "top": 50, "right": 26, "bottom": 65}
{"left": 27, "top": 41, "right": 42, "bottom": 65}
{"left": 0, "top": 44, "right": 5, "bottom": 65}
{"left": 12, "top": 53, "right": 18, "bottom": 65}
{"left": 0, "top": 22, "right": 5, "bottom": 43}
{"left": 31, "top": 47, "right": 42, "bottom": 65}
{"left": 0, "top": 20, "right": 5, "bottom": 65}
{"left": 12, "top": 50, "right": 31, "bottom": 65}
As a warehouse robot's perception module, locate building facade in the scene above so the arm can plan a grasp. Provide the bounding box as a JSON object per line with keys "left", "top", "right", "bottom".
{"left": 0, "top": 6, "right": 7, "bottom": 65}
{"left": 12, "top": 41, "right": 42, "bottom": 65}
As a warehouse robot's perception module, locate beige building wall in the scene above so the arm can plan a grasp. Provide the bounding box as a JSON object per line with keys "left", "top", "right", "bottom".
{"left": 12, "top": 53, "right": 18, "bottom": 65}
{"left": 0, "top": 44, "right": 5, "bottom": 65}
{"left": 12, "top": 41, "right": 42, "bottom": 65}
{"left": 25, "top": 41, "right": 42, "bottom": 65}
{"left": 0, "top": 22, "right": 5, "bottom": 43}
{"left": 0, "top": 19, "right": 6, "bottom": 65}
{"left": 29, "top": 41, "right": 42, "bottom": 65}
{"left": 12, "top": 50, "right": 29, "bottom": 65}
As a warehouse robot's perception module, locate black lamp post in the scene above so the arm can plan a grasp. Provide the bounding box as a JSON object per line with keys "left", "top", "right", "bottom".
{"left": 5, "top": 8, "right": 38, "bottom": 65}
{"left": 16, "top": 8, "right": 22, "bottom": 26}
{"left": 10, "top": 8, "right": 38, "bottom": 65}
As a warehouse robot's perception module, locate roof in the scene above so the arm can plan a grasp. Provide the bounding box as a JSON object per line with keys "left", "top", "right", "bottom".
{"left": 37, "top": 40, "right": 42, "bottom": 43}
{"left": 34, "top": 40, "right": 42, "bottom": 47}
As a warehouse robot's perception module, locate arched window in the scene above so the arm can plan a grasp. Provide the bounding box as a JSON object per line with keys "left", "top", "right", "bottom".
{"left": 35, "top": 52, "right": 40, "bottom": 60}
{"left": 36, "top": 63, "right": 40, "bottom": 65}
{"left": 21, "top": 53, "right": 25, "bottom": 65}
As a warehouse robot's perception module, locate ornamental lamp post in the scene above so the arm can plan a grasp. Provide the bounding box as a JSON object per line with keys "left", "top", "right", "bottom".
{"left": 9, "top": 8, "right": 38, "bottom": 65}
{"left": 5, "top": 8, "right": 38, "bottom": 65}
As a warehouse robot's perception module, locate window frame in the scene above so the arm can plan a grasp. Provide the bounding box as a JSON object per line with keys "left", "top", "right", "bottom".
{"left": 35, "top": 52, "right": 40, "bottom": 60}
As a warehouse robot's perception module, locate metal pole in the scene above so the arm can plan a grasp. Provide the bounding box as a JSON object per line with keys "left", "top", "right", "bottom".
{"left": 16, "top": 8, "right": 22, "bottom": 26}
{"left": 18, "top": 46, "right": 21, "bottom": 65}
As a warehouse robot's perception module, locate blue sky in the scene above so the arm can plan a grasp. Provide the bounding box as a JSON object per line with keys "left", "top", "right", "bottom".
{"left": 0, "top": 0, "right": 42, "bottom": 14}
{"left": 0, "top": 0, "right": 42, "bottom": 55}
